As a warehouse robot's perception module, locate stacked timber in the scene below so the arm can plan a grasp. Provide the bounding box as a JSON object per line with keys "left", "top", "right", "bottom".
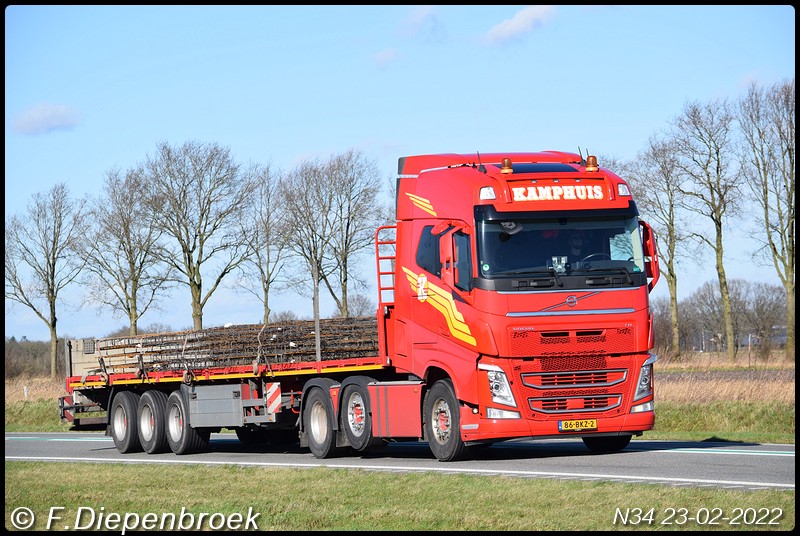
{"left": 90, "top": 316, "right": 379, "bottom": 373}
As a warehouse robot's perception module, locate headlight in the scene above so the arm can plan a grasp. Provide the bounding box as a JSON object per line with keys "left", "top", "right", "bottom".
{"left": 476, "top": 364, "right": 517, "bottom": 408}
{"left": 633, "top": 354, "right": 657, "bottom": 401}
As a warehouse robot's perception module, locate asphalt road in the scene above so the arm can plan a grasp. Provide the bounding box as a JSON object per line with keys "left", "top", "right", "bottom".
{"left": 5, "top": 432, "right": 794, "bottom": 491}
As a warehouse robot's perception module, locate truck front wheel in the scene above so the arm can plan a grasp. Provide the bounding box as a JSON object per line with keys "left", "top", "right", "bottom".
{"left": 424, "top": 380, "right": 467, "bottom": 461}
{"left": 166, "top": 390, "right": 209, "bottom": 455}
{"left": 138, "top": 390, "right": 169, "bottom": 454}
{"left": 110, "top": 391, "right": 143, "bottom": 453}
{"left": 303, "top": 387, "right": 341, "bottom": 458}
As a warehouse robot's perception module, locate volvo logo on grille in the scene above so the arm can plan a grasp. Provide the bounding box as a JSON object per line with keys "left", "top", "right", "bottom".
{"left": 565, "top": 295, "right": 578, "bottom": 307}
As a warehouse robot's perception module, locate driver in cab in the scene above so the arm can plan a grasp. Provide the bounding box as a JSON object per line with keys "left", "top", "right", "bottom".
{"left": 567, "top": 230, "right": 589, "bottom": 266}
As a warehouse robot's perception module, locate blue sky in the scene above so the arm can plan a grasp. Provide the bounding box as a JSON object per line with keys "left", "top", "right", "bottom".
{"left": 5, "top": 5, "right": 795, "bottom": 341}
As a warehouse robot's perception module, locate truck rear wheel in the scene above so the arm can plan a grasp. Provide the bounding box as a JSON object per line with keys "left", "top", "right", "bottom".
{"left": 111, "top": 391, "right": 143, "bottom": 453}
{"left": 303, "top": 387, "right": 341, "bottom": 458}
{"left": 137, "top": 390, "right": 169, "bottom": 454}
{"left": 166, "top": 390, "right": 209, "bottom": 455}
{"left": 340, "top": 380, "right": 379, "bottom": 452}
{"left": 424, "top": 380, "right": 467, "bottom": 461}
{"left": 582, "top": 435, "right": 632, "bottom": 453}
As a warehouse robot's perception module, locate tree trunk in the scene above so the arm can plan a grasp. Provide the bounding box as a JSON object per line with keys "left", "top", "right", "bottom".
{"left": 312, "top": 264, "right": 321, "bottom": 362}
{"left": 668, "top": 276, "right": 681, "bottom": 355}
{"left": 49, "top": 327, "right": 59, "bottom": 380}
{"left": 716, "top": 249, "right": 736, "bottom": 362}
{"left": 786, "top": 286, "right": 795, "bottom": 361}
{"left": 191, "top": 281, "right": 203, "bottom": 330}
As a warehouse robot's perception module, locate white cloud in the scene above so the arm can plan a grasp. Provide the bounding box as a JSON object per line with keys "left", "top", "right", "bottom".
{"left": 373, "top": 48, "right": 399, "bottom": 69}
{"left": 11, "top": 102, "right": 80, "bottom": 135}
{"left": 400, "top": 5, "right": 445, "bottom": 43}
{"left": 485, "top": 5, "right": 556, "bottom": 45}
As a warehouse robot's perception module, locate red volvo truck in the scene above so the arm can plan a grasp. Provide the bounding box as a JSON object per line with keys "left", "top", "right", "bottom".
{"left": 60, "top": 150, "right": 661, "bottom": 461}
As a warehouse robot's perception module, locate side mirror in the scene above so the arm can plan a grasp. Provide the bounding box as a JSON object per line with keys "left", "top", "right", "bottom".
{"left": 431, "top": 220, "right": 452, "bottom": 235}
{"left": 639, "top": 220, "right": 661, "bottom": 292}
{"left": 439, "top": 230, "right": 455, "bottom": 288}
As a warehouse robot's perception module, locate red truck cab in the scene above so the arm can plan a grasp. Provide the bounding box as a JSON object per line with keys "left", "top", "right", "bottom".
{"left": 382, "top": 151, "right": 660, "bottom": 460}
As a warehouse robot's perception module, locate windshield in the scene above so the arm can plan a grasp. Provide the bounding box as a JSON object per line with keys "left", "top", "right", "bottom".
{"left": 476, "top": 214, "right": 645, "bottom": 278}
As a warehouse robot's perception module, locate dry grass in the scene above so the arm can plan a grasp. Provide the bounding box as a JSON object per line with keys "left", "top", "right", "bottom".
{"left": 657, "top": 376, "right": 795, "bottom": 404}
{"left": 654, "top": 350, "right": 795, "bottom": 404}
{"left": 4, "top": 375, "right": 66, "bottom": 403}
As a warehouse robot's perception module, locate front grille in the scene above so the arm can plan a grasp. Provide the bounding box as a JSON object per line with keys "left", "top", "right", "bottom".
{"left": 530, "top": 395, "right": 621, "bottom": 414}
{"left": 508, "top": 327, "right": 634, "bottom": 357}
{"left": 521, "top": 369, "right": 627, "bottom": 389}
{"left": 513, "top": 356, "right": 633, "bottom": 420}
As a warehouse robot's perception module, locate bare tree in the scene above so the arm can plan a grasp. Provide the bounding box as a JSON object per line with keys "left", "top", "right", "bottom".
{"left": 270, "top": 309, "right": 303, "bottom": 323}
{"left": 648, "top": 295, "right": 675, "bottom": 357}
{"left": 237, "top": 162, "right": 289, "bottom": 324}
{"left": 79, "top": 166, "right": 173, "bottom": 335}
{"left": 732, "top": 279, "right": 786, "bottom": 360}
{"left": 330, "top": 292, "right": 375, "bottom": 318}
{"left": 681, "top": 280, "right": 726, "bottom": 356}
{"left": 736, "top": 78, "right": 795, "bottom": 360}
{"left": 624, "top": 136, "right": 692, "bottom": 355}
{"left": 671, "top": 99, "right": 742, "bottom": 361}
{"left": 321, "top": 149, "right": 386, "bottom": 318}
{"left": 5, "top": 183, "right": 89, "bottom": 378}
{"left": 279, "top": 158, "right": 334, "bottom": 360}
{"left": 145, "top": 141, "right": 257, "bottom": 330}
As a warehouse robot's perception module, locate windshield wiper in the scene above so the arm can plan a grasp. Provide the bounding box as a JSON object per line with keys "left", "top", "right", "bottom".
{"left": 548, "top": 266, "right": 563, "bottom": 287}
{"left": 493, "top": 266, "right": 564, "bottom": 287}
{"left": 571, "top": 266, "right": 633, "bottom": 285}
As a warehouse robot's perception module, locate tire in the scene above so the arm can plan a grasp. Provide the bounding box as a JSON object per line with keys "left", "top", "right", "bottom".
{"left": 424, "top": 379, "right": 467, "bottom": 461}
{"left": 137, "top": 390, "right": 169, "bottom": 454}
{"left": 303, "top": 387, "right": 341, "bottom": 458}
{"left": 166, "top": 390, "right": 209, "bottom": 455}
{"left": 340, "top": 380, "right": 378, "bottom": 452}
{"left": 582, "top": 435, "right": 632, "bottom": 453}
{"left": 110, "top": 391, "right": 143, "bottom": 453}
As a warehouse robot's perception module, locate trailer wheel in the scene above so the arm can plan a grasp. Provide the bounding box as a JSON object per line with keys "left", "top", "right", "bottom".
{"left": 110, "top": 391, "right": 143, "bottom": 453}
{"left": 166, "top": 390, "right": 209, "bottom": 455}
{"left": 137, "top": 390, "right": 169, "bottom": 454}
{"left": 340, "top": 380, "right": 380, "bottom": 452}
{"left": 303, "top": 387, "right": 341, "bottom": 458}
{"left": 582, "top": 435, "right": 632, "bottom": 453}
{"left": 424, "top": 379, "right": 467, "bottom": 461}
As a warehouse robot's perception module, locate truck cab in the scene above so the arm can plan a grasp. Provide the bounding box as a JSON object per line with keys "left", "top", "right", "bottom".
{"left": 385, "top": 152, "right": 660, "bottom": 459}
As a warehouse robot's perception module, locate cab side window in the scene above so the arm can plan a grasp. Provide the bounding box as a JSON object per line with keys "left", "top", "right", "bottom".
{"left": 415, "top": 225, "right": 440, "bottom": 278}
{"left": 454, "top": 231, "right": 473, "bottom": 291}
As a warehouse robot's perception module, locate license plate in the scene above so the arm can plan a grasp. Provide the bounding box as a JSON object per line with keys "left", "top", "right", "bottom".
{"left": 558, "top": 419, "right": 597, "bottom": 431}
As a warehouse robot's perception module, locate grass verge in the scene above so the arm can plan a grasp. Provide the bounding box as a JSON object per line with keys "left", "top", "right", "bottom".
{"left": 5, "top": 462, "right": 795, "bottom": 531}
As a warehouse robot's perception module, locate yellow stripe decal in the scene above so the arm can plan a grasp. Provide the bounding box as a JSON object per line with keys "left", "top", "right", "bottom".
{"left": 402, "top": 267, "right": 476, "bottom": 346}
{"left": 405, "top": 193, "right": 437, "bottom": 217}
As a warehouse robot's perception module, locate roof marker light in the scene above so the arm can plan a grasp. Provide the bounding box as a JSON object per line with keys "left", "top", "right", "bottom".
{"left": 618, "top": 183, "right": 631, "bottom": 196}
{"left": 479, "top": 186, "right": 496, "bottom": 200}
